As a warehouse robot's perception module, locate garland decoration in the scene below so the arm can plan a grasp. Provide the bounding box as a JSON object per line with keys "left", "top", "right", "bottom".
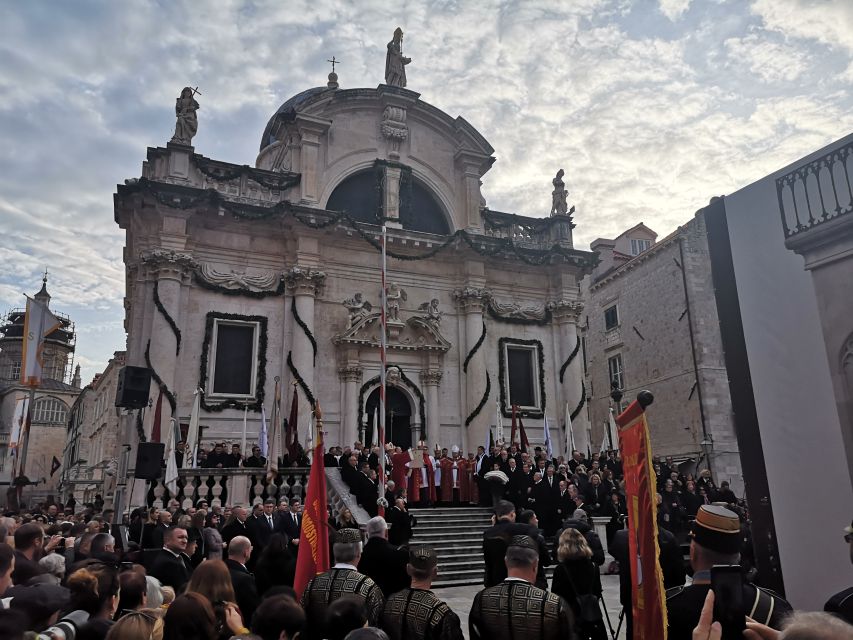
{"left": 194, "top": 274, "right": 286, "bottom": 299}
{"left": 135, "top": 409, "right": 147, "bottom": 443}
{"left": 570, "top": 382, "right": 587, "bottom": 422}
{"left": 198, "top": 312, "right": 268, "bottom": 412}
{"left": 194, "top": 154, "right": 301, "bottom": 191}
{"left": 486, "top": 303, "right": 552, "bottom": 326}
{"left": 127, "top": 178, "right": 597, "bottom": 269}
{"left": 144, "top": 339, "right": 177, "bottom": 415}
{"left": 465, "top": 372, "right": 491, "bottom": 427}
{"left": 287, "top": 351, "right": 316, "bottom": 409}
{"left": 291, "top": 299, "right": 317, "bottom": 364}
{"left": 356, "top": 365, "right": 427, "bottom": 440}
{"left": 497, "top": 337, "right": 546, "bottom": 419}
{"left": 153, "top": 281, "right": 182, "bottom": 356}
{"left": 559, "top": 336, "right": 581, "bottom": 384}
{"left": 463, "top": 321, "right": 486, "bottom": 373}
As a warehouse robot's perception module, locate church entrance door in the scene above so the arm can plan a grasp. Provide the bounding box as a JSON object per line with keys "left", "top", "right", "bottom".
{"left": 365, "top": 386, "right": 412, "bottom": 450}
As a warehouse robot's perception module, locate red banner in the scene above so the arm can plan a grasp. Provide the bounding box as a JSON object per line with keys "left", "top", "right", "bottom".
{"left": 616, "top": 399, "right": 667, "bottom": 640}
{"left": 293, "top": 405, "right": 331, "bottom": 599}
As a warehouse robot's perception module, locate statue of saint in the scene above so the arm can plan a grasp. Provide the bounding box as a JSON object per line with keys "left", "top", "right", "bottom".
{"left": 551, "top": 168, "right": 569, "bottom": 216}
{"left": 171, "top": 87, "right": 199, "bottom": 145}
{"left": 386, "top": 282, "right": 407, "bottom": 321}
{"left": 385, "top": 27, "right": 411, "bottom": 88}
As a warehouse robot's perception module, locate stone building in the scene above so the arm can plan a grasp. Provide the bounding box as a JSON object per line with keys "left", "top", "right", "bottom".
{"left": 59, "top": 351, "right": 126, "bottom": 508}
{"left": 0, "top": 277, "right": 82, "bottom": 507}
{"left": 582, "top": 215, "right": 743, "bottom": 493}
{"left": 115, "top": 65, "right": 596, "bottom": 507}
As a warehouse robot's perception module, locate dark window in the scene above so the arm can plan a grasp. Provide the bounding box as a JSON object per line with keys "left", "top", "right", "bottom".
{"left": 604, "top": 305, "right": 619, "bottom": 331}
{"left": 608, "top": 353, "right": 624, "bottom": 391}
{"left": 326, "top": 171, "right": 381, "bottom": 225}
{"left": 213, "top": 323, "right": 255, "bottom": 395}
{"left": 507, "top": 347, "right": 536, "bottom": 407}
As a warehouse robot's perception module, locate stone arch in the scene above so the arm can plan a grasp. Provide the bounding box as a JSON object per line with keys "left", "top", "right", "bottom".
{"left": 359, "top": 371, "right": 425, "bottom": 449}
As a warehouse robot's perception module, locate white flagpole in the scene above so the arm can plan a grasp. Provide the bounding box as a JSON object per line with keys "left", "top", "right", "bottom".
{"left": 184, "top": 388, "right": 202, "bottom": 469}
{"left": 378, "top": 225, "right": 388, "bottom": 511}
{"left": 164, "top": 418, "right": 179, "bottom": 495}
{"left": 495, "top": 400, "right": 504, "bottom": 445}
{"left": 241, "top": 405, "right": 248, "bottom": 467}
{"left": 259, "top": 405, "right": 269, "bottom": 458}
{"left": 565, "top": 401, "right": 575, "bottom": 458}
{"left": 544, "top": 415, "right": 553, "bottom": 459}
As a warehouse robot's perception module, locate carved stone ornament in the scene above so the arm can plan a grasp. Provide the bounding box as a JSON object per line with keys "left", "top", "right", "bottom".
{"left": 385, "top": 282, "right": 407, "bottom": 322}
{"left": 197, "top": 263, "right": 281, "bottom": 292}
{"left": 333, "top": 309, "right": 451, "bottom": 353}
{"left": 338, "top": 365, "right": 363, "bottom": 383}
{"left": 386, "top": 365, "right": 402, "bottom": 386}
{"left": 453, "top": 286, "right": 492, "bottom": 312}
{"left": 171, "top": 87, "right": 199, "bottom": 146}
{"left": 414, "top": 298, "right": 442, "bottom": 327}
{"left": 488, "top": 297, "right": 548, "bottom": 321}
{"left": 381, "top": 105, "right": 408, "bottom": 158}
{"left": 343, "top": 293, "right": 374, "bottom": 329}
{"left": 284, "top": 266, "right": 326, "bottom": 296}
{"left": 420, "top": 369, "right": 443, "bottom": 385}
{"left": 547, "top": 299, "right": 585, "bottom": 322}
{"left": 140, "top": 248, "right": 198, "bottom": 279}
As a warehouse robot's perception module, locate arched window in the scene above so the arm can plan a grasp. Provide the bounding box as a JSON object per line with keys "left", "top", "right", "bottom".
{"left": 33, "top": 397, "right": 69, "bottom": 424}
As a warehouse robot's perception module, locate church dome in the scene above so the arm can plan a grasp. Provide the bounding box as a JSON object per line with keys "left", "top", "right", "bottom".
{"left": 259, "top": 86, "right": 332, "bottom": 152}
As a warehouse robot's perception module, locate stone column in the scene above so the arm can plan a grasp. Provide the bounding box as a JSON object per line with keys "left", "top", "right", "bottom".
{"left": 454, "top": 286, "right": 491, "bottom": 454}
{"left": 549, "top": 299, "right": 588, "bottom": 456}
{"left": 285, "top": 267, "right": 326, "bottom": 412}
{"left": 420, "top": 369, "right": 443, "bottom": 445}
{"left": 338, "top": 364, "right": 362, "bottom": 448}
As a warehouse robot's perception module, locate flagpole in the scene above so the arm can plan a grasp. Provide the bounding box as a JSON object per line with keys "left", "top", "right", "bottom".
{"left": 378, "top": 224, "right": 388, "bottom": 516}
{"left": 241, "top": 404, "right": 248, "bottom": 466}
{"left": 17, "top": 387, "right": 36, "bottom": 479}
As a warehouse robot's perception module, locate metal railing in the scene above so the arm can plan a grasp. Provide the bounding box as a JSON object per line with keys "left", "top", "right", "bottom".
{"left": 777, "top": 140, "right": 853, "bottom": 239}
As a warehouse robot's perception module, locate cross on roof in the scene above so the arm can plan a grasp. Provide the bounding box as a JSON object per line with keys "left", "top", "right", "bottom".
{"left": 327, "top": 56, "right": 340, "bottom": 74}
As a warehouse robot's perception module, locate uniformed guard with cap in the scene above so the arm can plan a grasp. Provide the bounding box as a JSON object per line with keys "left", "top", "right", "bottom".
{"left": 300, "top": 528, "right": 385, "bottom": 640}
{"left": 666, "top": 504, "right": 792, "bottom": 639}
{"left": 380, "top": 546, "right": 464, "bottom": 640}
{"left": 469, "top": 535, "right": 575, "bottom": 640}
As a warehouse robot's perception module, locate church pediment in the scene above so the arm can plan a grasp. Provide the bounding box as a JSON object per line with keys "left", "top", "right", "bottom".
{"left": 333, "top": 310, "right": 450, "bottom": 353}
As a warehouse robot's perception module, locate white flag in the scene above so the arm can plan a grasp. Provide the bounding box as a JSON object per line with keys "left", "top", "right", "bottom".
{"left": 259, "top": 406, "right": 269, "bottom": 458}
{"left": 184, "top": 388, "right": 201, "bottom": 468}
{"left": 305, "top": 412, "right": 314, "bottom": 464}
{"left": 164, "top": 418, "right": 180, "bottom": 495}
{"left": 495, "top": 400, "right": 504, "bottom": 445}
{"left": 564, "top": 401, "right": 576, "bottom": 459}
{"left": 608, "top": 408, "right": 620, "bottom": 453}
{"left": 544, "top": 415, "right": 553, "bottom": 459}
{"left": 372, "top": 409, "right": 379, "bottom": 448}
{"left": 21, "top": 295, "right": 62, "bottom": 386}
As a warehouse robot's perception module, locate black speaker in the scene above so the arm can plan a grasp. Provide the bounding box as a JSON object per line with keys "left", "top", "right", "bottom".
{"left": 134, "top": 442, "right": 164, "bottom": 480}
{"left": 115, "top": 366, "right": 152, "bottom": 409}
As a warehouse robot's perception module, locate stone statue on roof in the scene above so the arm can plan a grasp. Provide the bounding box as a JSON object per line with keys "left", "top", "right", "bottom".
{"left": 171, "top": 87, "right": 200, "bottom": 145}
{"left": 551, "top": 169, "right": 568, "bottom": 216}
{"left": 385, "top": 27, "right": 411, "bottom": 88}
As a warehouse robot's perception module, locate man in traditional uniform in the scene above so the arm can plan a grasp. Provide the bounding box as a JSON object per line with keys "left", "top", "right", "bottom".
{"left": 469, "top": 535, "right": 574, "bottom": 640}
{"left": 666, "top": 504, "right": 792, "bottom": 639}
{"left": 381, "top": 546, "right": 464, "bottom": 640}
{"left": 300, "top": 528, "right": 385, "bottom": 639}
{"left": 482, "top": 500, "right": 546, "bottom": 588}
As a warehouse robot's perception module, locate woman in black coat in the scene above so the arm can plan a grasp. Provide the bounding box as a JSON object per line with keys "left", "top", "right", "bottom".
{"left": 550, "top": 528, "right": 607, "bottom": 640}
{"left": 253, "top": 533, "right": 295, "bottom": 595}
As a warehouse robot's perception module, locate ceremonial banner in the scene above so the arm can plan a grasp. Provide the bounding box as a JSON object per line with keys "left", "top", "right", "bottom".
{"left": 20, "top": 295, "right": 62, "bottom": 386}
{"left": 164, "top": 418, "right": 180, "bottom": 495}
{"left": 294, "top": 403, "right": 330, "bottom": 598}
{"left": 184, "top": 388, "right": 201, "bottom": 468}
{"left": 286, "top": 385, "right": 298, "bottom": 460}
{"left": 259, "top": 405, "right": 269, "bottom": 458}
{"left": 267, "top": 378, "right": 282, "bottom": 473}
{"left": 150, "top": 389, "right": 164, "bottom": 443}
{"left": 510, "top": 404, "right": 517, "bottom": 447}
{"left": 517, "top": 414, "right": 530, "bottom": 453}
{"left": 616, "top": 399, "right": 667, "bottom": 640}
{"left": 543, "top": 414, "right": 553, "bottom": 459}
{"left": 564, "top": 401, "right": 575, "bottom": 459}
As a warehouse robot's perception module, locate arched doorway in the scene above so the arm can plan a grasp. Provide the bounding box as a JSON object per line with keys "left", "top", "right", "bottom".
{"left": 365, "top": 386, "right": 412, "bottom": 450}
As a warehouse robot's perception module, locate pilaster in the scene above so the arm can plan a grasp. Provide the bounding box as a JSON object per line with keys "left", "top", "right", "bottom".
{"left": 454, "top": 285, "right": 491, "bottom": 452}
{"left": 338, "top": 364, "right": 363, "bottom": 447}
{"left": 285, "top": 266, "right": 326, "bottom": 411}
{"left": 548, "top": 298, "right": 588, "bottom": 455}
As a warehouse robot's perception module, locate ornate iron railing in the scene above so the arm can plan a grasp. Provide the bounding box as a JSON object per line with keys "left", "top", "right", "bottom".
{"left": 777, "top": 140, "right": 853, "bottom": 239}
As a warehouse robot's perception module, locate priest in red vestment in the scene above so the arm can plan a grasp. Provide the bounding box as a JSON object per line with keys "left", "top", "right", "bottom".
{"left": 438, "top": 452, "right": 455, "bottom": 505}
{"left": 390, "top": 447, "right": 411, "bottom": 489}
{"left": 408, "top": 449, "right": 437, "bottom": 506}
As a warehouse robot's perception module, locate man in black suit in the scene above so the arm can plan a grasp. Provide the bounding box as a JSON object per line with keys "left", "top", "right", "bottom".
{"left": 225, "top": 535, "right": 260, "bottom": 624}
{"left": 534, "top": 466, "right": 560, "bottom": 536}
{"left": 481, "top": 500, "right": 539, "bottom": 587}
{"left": 244, "top": 446, "right": 267, "bottom": 468}
{"left": 221, "top": 506, "right": 254, "bottom": 546}
{"left": 151, "top": 510, "right": 172, "bottom": 549}
{"left": 324, "top": 446, "right": 339, "bottom": 467}
{"left": 281, "top": 498, "right": 302, "bottom": 548}
{"left": 148, "top": 527, "right": 192, "bottom": 592}
{"left": 386, "top": 497, "right": 416, "bottom": 546}
{"left": 357, "top": 516, "right": 410, "bottom": 598}
{"left": 250, "top": 498, "right": 280, "bottom": 550}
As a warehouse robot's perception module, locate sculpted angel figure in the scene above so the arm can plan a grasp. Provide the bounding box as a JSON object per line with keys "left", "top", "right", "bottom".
{"left": 417, "top": 298, "right": 442, "bottom": 326}
{"left": 551, "top": 168, "right": 569, "bottom": 216}
{"left": 343, "top": 292, "right": 372, "bottom": 328}
{"left": 171, "top": 87, "right": 199, "bottom": 145}
{"left": 386, "top": 282, "right": 407, "bottom": 321}
{"left": 385, "top": 27, "right": 411, "bottom": 88}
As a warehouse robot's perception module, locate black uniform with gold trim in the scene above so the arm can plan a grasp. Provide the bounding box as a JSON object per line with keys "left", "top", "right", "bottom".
{"left": 382, "top": 588, "right": 464, "bottom": 640}
{"left": 469, "top": 579, "right": 574, "bottom": 640}
{"left": 301, "top": 567, "right": 385, "bottom": 639}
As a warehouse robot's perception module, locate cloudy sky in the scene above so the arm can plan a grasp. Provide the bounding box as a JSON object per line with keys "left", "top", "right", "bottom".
{"left": 1, "top": 0, "right": 852, "bottom": 384}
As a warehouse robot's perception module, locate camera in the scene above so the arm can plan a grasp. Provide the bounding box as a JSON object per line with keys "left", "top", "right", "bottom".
{"left": 37, "top": 610, "right": 89, "bottom": 640}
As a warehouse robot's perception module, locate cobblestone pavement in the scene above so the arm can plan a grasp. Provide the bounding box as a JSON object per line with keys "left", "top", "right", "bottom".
{"left": 437, "top": 574, "right": 626, "bottom": 639}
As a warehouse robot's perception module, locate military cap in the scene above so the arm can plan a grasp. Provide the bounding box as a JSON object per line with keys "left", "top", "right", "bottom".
{"left": 508, "top": 534, "right": 538, "bottom": 550}
{"left": 335, "top": 528, "right": 363, "bottom": 544}
{"left": 691, "top": 504, "right": 741, "bottom": 553}
{"left": 408, "top": 546, "right": 438, "bottom": 572}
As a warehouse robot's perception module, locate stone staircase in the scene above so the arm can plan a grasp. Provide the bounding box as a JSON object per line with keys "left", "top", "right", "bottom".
{"left": 408, "top": 506, "right": 493, "bottom": 588}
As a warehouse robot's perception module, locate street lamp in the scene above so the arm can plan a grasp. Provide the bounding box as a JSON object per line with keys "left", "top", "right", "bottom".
{"left": 700, "top": 436, "right": 714, "bottom": 471}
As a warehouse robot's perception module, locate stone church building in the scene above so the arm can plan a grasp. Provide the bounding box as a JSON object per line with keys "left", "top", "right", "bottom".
{"left": 115, "top": 66, "right": 595, "bottom": 500}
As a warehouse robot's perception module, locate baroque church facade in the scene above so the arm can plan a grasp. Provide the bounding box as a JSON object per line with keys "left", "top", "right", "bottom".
{"left": 115, "top": 62, "right": 595, "bottom": 498}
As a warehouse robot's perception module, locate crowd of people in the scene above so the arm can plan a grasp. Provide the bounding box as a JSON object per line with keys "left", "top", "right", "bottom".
{"left": 0, "top": 436, "right": 850, "bottom": 640}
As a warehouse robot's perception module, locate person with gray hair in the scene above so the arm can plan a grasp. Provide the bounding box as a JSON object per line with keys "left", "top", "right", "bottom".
{"left": 37, "top": 552, "right": 65, "bottom": 585}
{"left": 301, "top": 528, "right": 384, "bottom": 640}
{"left": 226, "top": 535, "right": 260, "bottom": 625}
{"left": 358, "top": 516, "right": 409, "bottom": 597}
{"left": 469, "top": 535, "right": 574, "bottom": 640}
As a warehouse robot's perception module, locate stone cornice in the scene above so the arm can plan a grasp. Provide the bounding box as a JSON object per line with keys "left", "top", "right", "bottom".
{"left": 140, "top": 248, "right": 197, "bottom": 280}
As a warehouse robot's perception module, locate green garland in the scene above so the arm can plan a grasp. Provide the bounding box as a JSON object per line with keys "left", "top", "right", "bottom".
{"left": 194, "top": 154, "right": 301, "bottom": 191}
{"left": 135, "top": 409, "right": 147, "bottom": 443}
{"left": 129, "top": 179, "right": 597, "bottom": 269}
{"left": 463, "top": 321, "right": 486, "bottom": 373}
{"left": 486, "top": 303, "right": 552, "bottom": 326}
{"left": 153, "top": 281, "right": 182, "bottom": 356}
{"left": 356, "top": 366, "right": 427, "bottom": 441}
{"left": 194, "top": 273, "right": 286, "bottom": 299}
{"left": 559, "top": 336, "right": 581, "bottom": 384}
{"left": 291, "top": 299, "right": 317, "bottom": 364}
{"left": 497, "top": 337, "right": 546, "bottom": 419}
{"left": 465, "top": 372, "right": 491, "bottom": 427}
{"left": 287, "top": 351, "right": 316, "bottom": 409}
{"left": 144, "top": 339, "right": 177, "bottom": 414}
{"left": 198, "top": 312, "right": 268, "bottom": 412}
{"left": 570, "top": 381, "right": 586, "bottom": 421}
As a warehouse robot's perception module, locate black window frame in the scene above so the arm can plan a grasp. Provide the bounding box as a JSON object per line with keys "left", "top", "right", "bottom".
{"left": 604, "top": 305, "right": 619, "bottom": 331}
